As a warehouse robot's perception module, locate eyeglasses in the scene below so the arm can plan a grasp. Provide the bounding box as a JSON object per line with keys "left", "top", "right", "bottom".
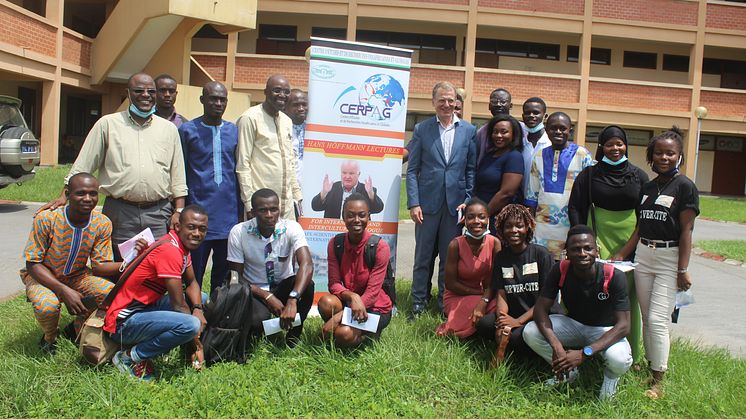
{"left": 130, "top": 88, "right": 156, "bottom": 95}
{"left": 270, "top": 88, "right": 291, "bottom": 95}
{"left": 264, "top": 242, "right": 275, "bottom": 287}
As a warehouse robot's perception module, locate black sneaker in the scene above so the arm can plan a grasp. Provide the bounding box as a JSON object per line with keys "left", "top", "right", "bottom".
{"left": 407, "top": 305, "right": 425, "bottom": 322}
{"left": 39, "top": 335, "right": 57, "bottom": 355}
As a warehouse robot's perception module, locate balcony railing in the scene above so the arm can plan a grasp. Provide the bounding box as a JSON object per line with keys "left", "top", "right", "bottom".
{"left": 62, "top": 30, "right": 92, "bottom": 70}
{"left": 0, "top": 2, "right": 57, "bottom": 58}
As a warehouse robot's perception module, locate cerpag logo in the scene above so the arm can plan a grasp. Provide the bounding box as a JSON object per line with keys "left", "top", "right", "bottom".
{"left": 311, "top": 64, "right": 335, "bottom": 79}
{"left": 333, "top": 74, "right": 406, "bottom": 121}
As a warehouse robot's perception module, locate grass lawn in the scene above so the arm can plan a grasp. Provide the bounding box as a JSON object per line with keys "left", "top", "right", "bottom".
{"left": 699, "top": 196, "right": 746, "bottom": 223}
{"left": 2, "top": 282, "right": 745, "bottom": 417}
{"left": 697, "top": 240, "right": 746, "bottom": 262}
{"left": 0, "top": 165, "right": 75, "bottom": 204}
{"left": 399, "top": 178, "right": 408, "bottom": 220}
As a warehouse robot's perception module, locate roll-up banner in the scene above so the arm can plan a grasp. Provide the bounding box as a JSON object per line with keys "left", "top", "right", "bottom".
{"left": 301, "top": 38, "right": 412, "bottom": 296}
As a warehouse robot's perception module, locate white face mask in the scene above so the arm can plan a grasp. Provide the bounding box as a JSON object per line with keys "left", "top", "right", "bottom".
{"left": 464, "top": 228, "right": 489, "bottom": 240}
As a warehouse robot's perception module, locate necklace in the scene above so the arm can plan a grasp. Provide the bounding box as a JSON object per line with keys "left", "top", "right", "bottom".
{"left": 655, "top": 173, "right": 678, "bottom": 196}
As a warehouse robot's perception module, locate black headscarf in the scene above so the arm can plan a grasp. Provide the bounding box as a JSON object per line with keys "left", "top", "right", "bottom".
{"left": 595, "top": 125, "right": 628, "bottom": 161}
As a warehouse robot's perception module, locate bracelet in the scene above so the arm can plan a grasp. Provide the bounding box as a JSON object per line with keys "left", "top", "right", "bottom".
{"left": 264, "top": 293, "right": 274, "bottom": 301}
{"left": 677, "top": 268, "right": 688, "bottom": 274}
{"left": 192, "top": 304, "right": 203, "bottom": 312}
{"left": 175, "top": 207, "right": 184, "bottom": 213}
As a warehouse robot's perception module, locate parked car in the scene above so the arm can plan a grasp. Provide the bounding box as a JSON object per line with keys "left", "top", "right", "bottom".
{"left": 0, "top": 95, "right": 40, "bottom": 189}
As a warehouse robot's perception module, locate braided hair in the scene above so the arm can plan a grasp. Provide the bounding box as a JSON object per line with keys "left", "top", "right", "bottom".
{"left": 494, "top": 204, "right": 536, "bottom": 244}
{"left": 646, "top": 126, "right": 685, "bottom": 166}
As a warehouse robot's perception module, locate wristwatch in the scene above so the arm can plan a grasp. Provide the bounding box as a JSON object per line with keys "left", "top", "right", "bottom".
{"left": 192, "top": 304, "right": 203, "bottom": 312}
{"left": 481, "top": 297, "right": 490, "bottom": 304}
{"left": 583, "top": 345, "right": 594, "bottom": 357}
{"left": 288, "top": 290, "right": 300, "bottom": 300}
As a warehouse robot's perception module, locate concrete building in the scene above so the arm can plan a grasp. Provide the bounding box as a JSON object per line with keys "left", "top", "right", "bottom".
{"left": 0, "top": 0, "right": 256, "bottom": 165}
{"left": 2, "top": 0, "right": 745, "bottom": 195}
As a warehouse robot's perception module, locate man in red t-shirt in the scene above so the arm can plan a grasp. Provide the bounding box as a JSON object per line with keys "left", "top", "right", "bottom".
{"left": 105, "top": 205, "right": 208, "bottom": 380}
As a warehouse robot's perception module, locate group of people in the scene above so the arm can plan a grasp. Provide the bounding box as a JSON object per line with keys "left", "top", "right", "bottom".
{"left": 407, "top": 82, "right": 698, "bottom": 399}
{"left": 20, "top": 72, "right": 697, "bottom": 400}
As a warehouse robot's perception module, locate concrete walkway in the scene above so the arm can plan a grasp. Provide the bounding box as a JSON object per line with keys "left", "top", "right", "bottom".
{"left": 2, "top": 202, "right": 745, "bottom": 356}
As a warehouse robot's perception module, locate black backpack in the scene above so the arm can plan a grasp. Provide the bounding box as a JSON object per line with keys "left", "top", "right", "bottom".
{"left": 200, "top": 273, "right": 253, "bottom": 365}
{"left": 333, "top": 233, "right": 397, "bottom": 306}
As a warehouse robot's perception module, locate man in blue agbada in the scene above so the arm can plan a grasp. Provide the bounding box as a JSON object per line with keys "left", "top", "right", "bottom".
{"left": 179, "top": 81, "right": 243, "bottom": 292}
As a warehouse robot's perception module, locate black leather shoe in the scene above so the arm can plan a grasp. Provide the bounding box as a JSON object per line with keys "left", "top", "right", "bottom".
{"left": 39, "top": 335, "right": 57, "bottom": 355}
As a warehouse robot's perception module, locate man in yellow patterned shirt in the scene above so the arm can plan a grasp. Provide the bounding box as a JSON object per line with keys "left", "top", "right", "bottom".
{"left": 236, "top": 75, "right": 302, "bottom": 221}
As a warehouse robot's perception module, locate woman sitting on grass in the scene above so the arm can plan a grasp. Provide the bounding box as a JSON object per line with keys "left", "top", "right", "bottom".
{"left": 436, "top": 199, "right": 501, "bottom": 338}
{"left": 319, "top": 193, "right": 393, "bottom": 347}
{"left": 474, "top": 204, "right": 553, "bottom": 357}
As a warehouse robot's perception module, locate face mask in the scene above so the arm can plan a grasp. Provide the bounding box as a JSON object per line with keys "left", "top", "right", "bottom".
{"left": 602, "top": 155, "right": 628, "bottom": 166}
{"left": 464, "top": 228, "right": 489, "bottom": 240}
{"left": 652, "top": 155, "right": 682, "bottom": 176}
{"left": 526, "top": 122, "right": 544, "bottom": 134}
{"left": 129, "top": 103, "right": 156, "bottom": 119}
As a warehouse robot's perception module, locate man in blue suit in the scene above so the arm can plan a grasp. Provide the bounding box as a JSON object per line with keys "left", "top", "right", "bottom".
{"left": 406, "top": 81, "right": 477, "bottom": 317}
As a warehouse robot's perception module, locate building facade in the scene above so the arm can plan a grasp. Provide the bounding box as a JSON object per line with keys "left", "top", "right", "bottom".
{"left": 191, "top": 0, "right": 746, "bottom": 195}
{"left": 2, "top": 0, "right": 745, "bottom": 195}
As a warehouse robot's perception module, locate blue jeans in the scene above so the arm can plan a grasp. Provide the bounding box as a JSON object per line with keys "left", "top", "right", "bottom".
{"left": 191, "top": 239, "right": 229, "bottom": 293}
{"left": 110, "top": 293, "right": 208, "bottom": 361}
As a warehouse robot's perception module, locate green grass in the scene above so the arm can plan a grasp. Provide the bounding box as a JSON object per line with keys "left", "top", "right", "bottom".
{"left": 700, "top": 196, "right": 746, "bottom": 223}
{"left": 399, "top": 178, "right": 408, "bottom": 220}
{"left": 0, "top": 165, "right": 71, "bottom": 203}
{"left": 2, "top": 282, "right": 745, "bottom": 417}
{"left": 697, "top": 240, "right": 746, "bottom": 262}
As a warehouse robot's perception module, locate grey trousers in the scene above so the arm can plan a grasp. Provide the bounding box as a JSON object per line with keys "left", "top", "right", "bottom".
{"left": 411, "top": 202, "right": 461, "bottom": 312}
{"left": 102, "top": 197, "right": 172, "bottom": 260}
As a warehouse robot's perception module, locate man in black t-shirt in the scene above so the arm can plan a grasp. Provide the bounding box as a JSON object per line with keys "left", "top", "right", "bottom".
{"left": 523, "top": 225, "right": 632, "bottom": 400}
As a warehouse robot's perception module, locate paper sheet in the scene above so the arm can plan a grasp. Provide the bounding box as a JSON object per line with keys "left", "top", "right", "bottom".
{"left": 262, "top": 313, "right": 302, "bottom": 336}
{"left": 597, "top": 259, "right": 637, "bottom": 273}
{"left": 117, "top": 228, "right": 155, "bottom": 263}
{"left": 341, "top": 307, "right": 380, "bottom": 333}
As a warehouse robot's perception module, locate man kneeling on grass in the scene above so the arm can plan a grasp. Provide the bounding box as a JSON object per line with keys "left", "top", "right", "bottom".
{"left": 22, "top": 173, "right": 128, "bottom": 354}
{"left": 523, "top": 225, "right": 632, "bottom": 400}
{"left": 227, "top": 188, "right": 314, "bottom": 348}
{"left": 104, "top": 205, "right": 209, "bottom": 380}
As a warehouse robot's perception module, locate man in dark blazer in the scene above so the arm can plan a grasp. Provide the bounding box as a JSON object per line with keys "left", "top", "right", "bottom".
{"left": 406, "top": 81, "right": 476, "bottom": 317}
{"left": 311, "top": 160, "right": 384, "bottom": 219}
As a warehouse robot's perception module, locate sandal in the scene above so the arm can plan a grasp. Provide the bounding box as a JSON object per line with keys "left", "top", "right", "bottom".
{"left": 644, "top": 384, "right": 663, "bottom": 399}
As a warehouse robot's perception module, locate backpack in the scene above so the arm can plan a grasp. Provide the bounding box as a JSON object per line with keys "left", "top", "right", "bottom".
{"left": 200, "top": 272, "right": 253, "bottom": 365}
{"left": 558, "top": 260, "right": 615, "bottom": 298}
{"left": 333, "top": 233, "right": 397, "bottom": 306}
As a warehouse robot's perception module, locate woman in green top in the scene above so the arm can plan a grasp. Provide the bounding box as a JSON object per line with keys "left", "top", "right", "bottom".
{"left": 568, "top": 125, "right": 649, "bottom": 258}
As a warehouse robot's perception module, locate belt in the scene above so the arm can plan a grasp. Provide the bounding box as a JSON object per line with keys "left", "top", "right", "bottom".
{"left": 641, "top": 238, "right": 679, "bottom": 248}
{"left": 112, "top": 197, "right": 168, "bottom": 209}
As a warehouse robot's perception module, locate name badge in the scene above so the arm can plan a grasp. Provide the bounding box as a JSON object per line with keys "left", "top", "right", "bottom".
{"left": 655, "top": 195, "right": 674, "bottom": 208}
{"left": 522, "top": 262, "right": 539, "bottom": 275}
{"left": 502, "top": 267, "right": 514, "bottom": 279}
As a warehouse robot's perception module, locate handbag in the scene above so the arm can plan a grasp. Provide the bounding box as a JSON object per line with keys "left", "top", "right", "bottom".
{"left": 79, "top": 238, "right": 168, "bottom": 366}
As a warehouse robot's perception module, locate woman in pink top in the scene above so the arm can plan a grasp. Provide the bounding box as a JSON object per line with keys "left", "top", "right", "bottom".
{"left": 436, "top": 199, "right": 501, "bottom": 338}
{"left": 319, "top": 193, "right": 392, "bottom": 347}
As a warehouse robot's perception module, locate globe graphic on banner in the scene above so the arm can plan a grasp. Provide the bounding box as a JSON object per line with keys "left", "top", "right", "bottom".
{"left": 358, "top": 74, "right": 405, "bottom": 121}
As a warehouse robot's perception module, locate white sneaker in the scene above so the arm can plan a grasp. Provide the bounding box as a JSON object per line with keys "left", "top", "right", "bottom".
{"left": 599, "top": 375, "right": 620, "bottom": 400}
{"left": 543, "top": 368, "right": 579, "bottom": 386}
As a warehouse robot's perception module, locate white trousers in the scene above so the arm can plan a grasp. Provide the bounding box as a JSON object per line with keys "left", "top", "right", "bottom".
{"left": 634, "top": 243, "right": 679, "bottom": 372}
{"left": 523, "top": 315, "right": 632, "bottom": 379}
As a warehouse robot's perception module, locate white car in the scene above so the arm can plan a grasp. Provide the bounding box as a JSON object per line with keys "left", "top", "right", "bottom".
{"left": 0, "top": 95, "right": 40, "bottom": 189}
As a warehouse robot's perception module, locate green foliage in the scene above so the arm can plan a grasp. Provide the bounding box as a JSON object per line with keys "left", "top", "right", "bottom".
{"left": 1, "top": 282, "right": 745, "bottom": 417}
{"left": 697, "top": 240, "right": 746, "bottom": 262}
{"left": 700, "top": 196, "right": 746, "bottom": 223}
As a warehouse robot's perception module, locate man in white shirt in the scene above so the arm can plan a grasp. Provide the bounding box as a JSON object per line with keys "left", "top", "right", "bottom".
{"left": 227, "top": 188, "right": 314, "bottom": 347}
{"left": 520, "top": 97, "right": 551, "bottom": 201}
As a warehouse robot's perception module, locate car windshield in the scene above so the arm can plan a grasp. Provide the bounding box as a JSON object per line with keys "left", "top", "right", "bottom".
{"left": 0, "top": 104, "right": 28, "bottom": 129}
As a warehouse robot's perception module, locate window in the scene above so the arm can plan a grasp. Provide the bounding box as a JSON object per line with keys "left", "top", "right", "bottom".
{"left": 567, "top": 46, "right": 612, "bottom": 65}
{"left": 312, "top": 27, "right": 346, "bottom": 40}
{"left": 256, "top": 25, "right": 308, "bottom": 56}
{"left": 477, "top": 39, "right": 560, "bottom": 60}
{"left": 624, "top": 51, "right": 657, "bottom": 69}
{"left": 259, "top": 25, "right": 296, "bottom": 42}
{"left": 356, "top": 30, "right": 456, "bottom": 65}
{"left": 662, "top": 54, "right": 689, "bottom": 72}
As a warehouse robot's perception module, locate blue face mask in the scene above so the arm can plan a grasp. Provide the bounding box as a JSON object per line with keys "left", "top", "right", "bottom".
{"left": 652, "top": 155, "right": 682, "bottom": 176}
{"left": 602, "top": 155, "right": 628, "bottom": 166}
{"left": 464, "top": 228, "right": 489, "bottom": 240}
{"left": 526, "top": 122, "right": 544, "bottom": 134}
{"left": 129, "top": 103, "right": 156, "bottom": 119}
